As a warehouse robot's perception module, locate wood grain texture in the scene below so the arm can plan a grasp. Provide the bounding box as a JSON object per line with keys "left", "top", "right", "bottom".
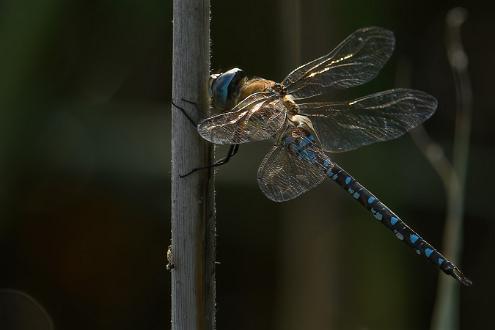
{"left": 171, "top": 0, "right": 215, "bottom": 329}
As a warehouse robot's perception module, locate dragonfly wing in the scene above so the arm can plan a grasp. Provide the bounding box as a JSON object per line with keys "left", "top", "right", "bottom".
{"left": 257, "top": 144, "right": 326, "bottom": 202}
{"left": 282, "top": 27, "right": 395, "bottom": 100}
{"left": 298, "top": 89, "right": 438, "bottom": 152}
{"left": 198, "top": 92, "right": 287, "bottom": 144}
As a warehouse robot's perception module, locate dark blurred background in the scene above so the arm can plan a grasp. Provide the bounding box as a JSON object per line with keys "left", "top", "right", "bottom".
{"left": 0, "top": 0, "right": 493, "bottom": 329}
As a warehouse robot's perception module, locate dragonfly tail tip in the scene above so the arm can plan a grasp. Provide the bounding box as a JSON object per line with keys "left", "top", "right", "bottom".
{"left": 452, "top": 268, "right": 472, "bottom": 286}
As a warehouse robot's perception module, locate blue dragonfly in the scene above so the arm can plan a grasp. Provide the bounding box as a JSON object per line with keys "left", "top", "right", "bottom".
{"left": 196, "top": 27, "right": 471, "bottom": 285}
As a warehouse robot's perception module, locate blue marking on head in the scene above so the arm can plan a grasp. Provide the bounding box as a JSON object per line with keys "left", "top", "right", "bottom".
{"left": 345, "top": 177, "right": 352, "bottom": 185}
{"left": 410, "top": 234, "right": 419, "bottom": 244}
{"left": 437, "top": 258, "right": 444, "bottom": 266}
{"left": 332, "top": 174, "right": 338, "bottom": 180}
{"left": 210, "top": 68, "right": 243, "bottom": 109}
{"left": 353, "top": 192, "right": 360, "bottom": 199}
{"left": 323, "top": 158, "right": 331, "bottom": 169}
{"left": 327, "top": 169, "right": 334, "bottom": 176}
{"left": 425, "top": 248, "right": 433, "bottom": 258}
{"left": 390, "top": 217, "right": 399, "bottom": 225}
{"left": 367, "top": 196, "right": 375, "bottom": 204}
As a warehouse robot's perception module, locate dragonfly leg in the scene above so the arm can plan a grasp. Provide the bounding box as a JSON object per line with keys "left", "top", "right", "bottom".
{"left": 171, "top": 98, "right": 198, "bottom": 128}
{"left": 179, "top": 144, "right": 240, "bottom": 178}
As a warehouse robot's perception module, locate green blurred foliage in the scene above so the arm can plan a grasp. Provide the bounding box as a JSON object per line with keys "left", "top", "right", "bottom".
{"left": 0, "top": 0, "right": 493, "bottom": 329}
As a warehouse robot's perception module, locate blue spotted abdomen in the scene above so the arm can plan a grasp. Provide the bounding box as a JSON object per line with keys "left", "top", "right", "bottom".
{"left": 319, "top": 157, "right": 471, "bottom": 285}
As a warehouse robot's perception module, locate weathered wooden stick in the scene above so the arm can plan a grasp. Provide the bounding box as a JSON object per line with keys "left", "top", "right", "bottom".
{"left": 171, "top": 0, "right": 215, "bottom": 328}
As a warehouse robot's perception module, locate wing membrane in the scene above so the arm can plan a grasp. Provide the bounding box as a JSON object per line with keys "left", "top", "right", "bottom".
{"left": 298, "top": 89, "right": 438, "bottom": 152}
{"left": 257, "top": 142, "right": 326, "bottom": 202}
{"left": 282, "top": 27, "right": 395, "bottom": 100}
{"left": 198, "top": 92, "right": 287, "bottom": 144}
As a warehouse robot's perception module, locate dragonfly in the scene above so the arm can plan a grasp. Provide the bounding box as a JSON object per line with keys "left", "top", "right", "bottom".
{"left": 195, "top": 27, "right": 471, "bottom": 285}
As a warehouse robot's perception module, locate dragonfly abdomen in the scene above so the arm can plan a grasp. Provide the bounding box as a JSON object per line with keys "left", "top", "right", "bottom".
{"left": 319, "top": 158, "right": 472, "bottom": 286}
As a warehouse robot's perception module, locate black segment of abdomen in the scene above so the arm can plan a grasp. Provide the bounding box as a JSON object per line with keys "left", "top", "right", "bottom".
{"left": 325, "top": 162, "right": 460, "bottom": 279}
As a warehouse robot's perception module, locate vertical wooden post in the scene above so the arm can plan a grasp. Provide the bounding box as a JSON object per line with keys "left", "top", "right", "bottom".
{"left": 171, "top": 0, "right": 215, "bottom": 329}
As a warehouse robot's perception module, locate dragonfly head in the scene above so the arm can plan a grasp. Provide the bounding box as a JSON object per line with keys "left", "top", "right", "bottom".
{"left": 209, "top": 68, "right": 247, "bottom": 110}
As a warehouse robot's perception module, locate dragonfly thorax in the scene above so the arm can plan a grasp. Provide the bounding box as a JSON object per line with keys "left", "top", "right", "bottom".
{"left": 238, "top": 78, "right": 277, "bottom": 102}
{"left": 282, "top": 93, "right": 299, "bottom": 116}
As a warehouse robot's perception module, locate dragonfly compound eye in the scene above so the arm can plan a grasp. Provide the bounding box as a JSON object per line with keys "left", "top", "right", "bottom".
{"left": 210, "top": 68, "right": 246, "bottom": 110}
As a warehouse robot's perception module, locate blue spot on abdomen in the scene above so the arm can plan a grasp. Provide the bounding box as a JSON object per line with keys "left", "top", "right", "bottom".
{"left": 371, "top": 208, "right": 383, "bottom": 221}
{"left": 390, "top": 217, "right": 399, "bottom": 225}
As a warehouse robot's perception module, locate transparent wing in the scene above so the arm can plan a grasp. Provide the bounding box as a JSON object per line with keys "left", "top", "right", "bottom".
{"left": 298, "top": 89, "right": 438, "bottom": 152}
{"left": 282, "top": 27, "right": 395, "bottom": 100}
{"left": 198, "top": 91, "right": 287, "bottom": 144}
{"left": 257, "top": 143, "right": 326, "bottom": 202}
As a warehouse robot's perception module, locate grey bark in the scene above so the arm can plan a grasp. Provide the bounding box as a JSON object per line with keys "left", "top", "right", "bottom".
{"left": 171, "top": 0, "right": 215, "bottom": 329}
